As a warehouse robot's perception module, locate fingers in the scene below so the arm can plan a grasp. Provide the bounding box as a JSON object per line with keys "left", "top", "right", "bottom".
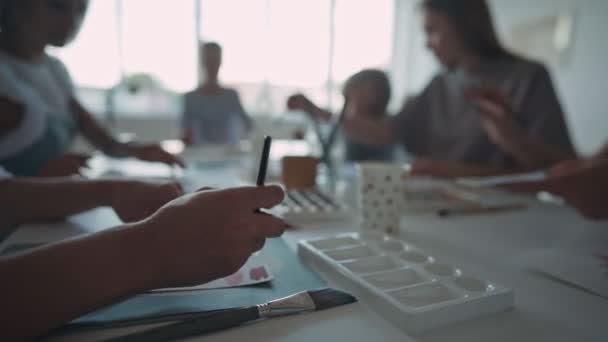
{"left": 251, "top": 238, "right": 266, "bottom": 253}
{"left": 158, "top": 151, "right": 185, "bottom": 168}
{"left": 473, "top": 98, "right": 506, "bottom": 121}
{"left": 136, "top": 145, "right": 185, "bottom": 167}
{"left": 467, "top": 86, "right": 512, "bottom": 110}
{"left": 502, "top": 178, "right": 563, "bottom": 195}
{"left": 502, "top": 180, "right": 549, "bottom": 193}
{"left": 162, "top": 182, "right": 184, "bottom": 199}
{"left": 287, "top": 94, "right": 305, "bottom": 110}
{"left": 249, "top": 212, "right": 287, "bottom": 238}
{"left": 549, "top": 159, "right": 590, "bottom": 177}
{"left": 222, "top": 185, "right": 285, "bottom": 211}
{"left": 169, "top": 154, "right": 186, "bottom": 168}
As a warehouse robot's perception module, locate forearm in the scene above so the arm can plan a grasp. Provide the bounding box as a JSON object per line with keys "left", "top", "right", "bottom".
{"left": 0, "top": 224, "right": 160, "bottom": 341}
{"left": 500, "top": 133, "right": 575, "bottom": 170}
{"left": 300, "top": 100, "right": 332, "bottom": 122}
{"left": 0, "top": 178, "right": 116, "bottom": 225}
{"left": 71, "top": 99, "right": 129, "bottom": 157}
{"left": 343, "top": 116, "right": 394, "bottom": 147}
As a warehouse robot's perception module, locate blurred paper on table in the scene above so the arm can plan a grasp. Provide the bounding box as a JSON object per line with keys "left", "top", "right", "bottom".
{"left": 456, "top": 171, "right": 547, "bottom": 188}
{"left": 525, "top": 249, "right": 608, "bottom": 299}
{"left": 150, "top": 253, "right": 274, "bottom": 293}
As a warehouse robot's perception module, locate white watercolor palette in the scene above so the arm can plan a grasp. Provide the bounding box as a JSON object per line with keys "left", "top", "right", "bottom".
{"left": 298, "top": 232, "right": 514, "bottom": 333}
{"left": 279, "top": 188, "right": 353, "bottom": 224}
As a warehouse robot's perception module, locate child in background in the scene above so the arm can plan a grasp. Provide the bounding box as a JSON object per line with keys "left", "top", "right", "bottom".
{"left": 182, "top": 42, "right": 252, "bottom": 146}
{"left": 0, "top": 0, "right": 182, "bottom": 177}
{"left": 287, "top": 69, "right": 394, "bottom": 162}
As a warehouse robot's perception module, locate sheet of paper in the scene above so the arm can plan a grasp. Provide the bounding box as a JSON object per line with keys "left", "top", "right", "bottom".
{"left": 525, "top": 249, "right": 608, "bottom": 299}
{"left": 456, "top": 171, "right": 547, "bottom": 188}
{"left": 0, "top": 243, "right": 273, "bottom": 293}
{"left": 150, "top": 252, "right": 274, "bottom": 293}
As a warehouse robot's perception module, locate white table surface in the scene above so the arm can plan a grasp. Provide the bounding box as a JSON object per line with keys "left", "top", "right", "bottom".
{"left": 2, "top": 158, "right": 607, "bottom": 342}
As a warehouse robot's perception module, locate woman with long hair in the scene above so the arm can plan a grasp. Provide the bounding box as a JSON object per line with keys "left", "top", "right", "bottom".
{"left": 343, "top": 0, "right": 575, "bottom": 177}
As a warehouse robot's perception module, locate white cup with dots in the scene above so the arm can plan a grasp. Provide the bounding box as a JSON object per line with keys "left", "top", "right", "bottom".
{"left": 357, "top": 163, "right": 410, "bottom": 235}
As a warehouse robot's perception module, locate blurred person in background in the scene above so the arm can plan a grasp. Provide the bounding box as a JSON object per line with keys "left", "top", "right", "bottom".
{"left": 288, "top": 69, "right": 394, "bottom": 162}
{"left": 0, "top": 0, "right": 183, "bottom": 177}
{"left": 341, "top": 0, "right": 574, "bottom": 178}
{"left": 182, "top": 42, "right": 252, "bottom": 146}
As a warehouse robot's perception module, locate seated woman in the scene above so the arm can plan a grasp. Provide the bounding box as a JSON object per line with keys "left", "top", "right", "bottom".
{"left": 288, "top": 69, "right": 394, "bottom": 162}
{"left": 342, "top": 0, "right": 575, "bottom": 178}
{"left": 0, "top": 0, "right": 182, "bottom": 177}
{"left": 182, "top": 42, "right": 252, "bottom": 146}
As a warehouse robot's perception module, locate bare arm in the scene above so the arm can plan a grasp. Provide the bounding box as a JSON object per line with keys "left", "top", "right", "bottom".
{"left": 71, "top": 98, "right": 184, "bottom": 166}
{"left": 0, "top": 186, "right": 287, "bottom": 341}
{"left": 70, "top": 98, "right": 128, "bottom": 157}
{"left": 0, "top": 178, "right": 182, "bottom": 232}
{"left": 496, "top": 130, "right": 574, "bottom": 170}
{"left": 0, "top": 224, "right": 158, "bottom": 341}
{"left": 0, "top": 178, "right": 114, "bottom": 230}
{"left": 287, "top": 94, "right": 333, "bottom": 122}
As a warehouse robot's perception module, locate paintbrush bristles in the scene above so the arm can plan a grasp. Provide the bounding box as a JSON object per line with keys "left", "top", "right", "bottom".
{"left": 308, "top": 288, "right": 357, "bottom": 311}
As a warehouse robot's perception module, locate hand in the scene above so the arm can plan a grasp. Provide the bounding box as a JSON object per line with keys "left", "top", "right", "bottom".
{"left": 466, "top": 87, "right": 526, "bottom": 148}
{"left": 109, "top": 180, "right": 183, "bottom": 222}
{"left": 127, "top": 143, "right": 185, "bottom": 167}
{"left": 548, "top": 158, "right": 595, "bottom": 177}
{"left": 287, "top": 94, "right": 313, "bottom": 112}
{"left": 38, "top": 153, "right": 91, "bottom": 177}
{"left": 137, "top": 186, "right": 287, "bottom": 288}
{"left": 505, "top": 158, "right": 608, "bottom": 220}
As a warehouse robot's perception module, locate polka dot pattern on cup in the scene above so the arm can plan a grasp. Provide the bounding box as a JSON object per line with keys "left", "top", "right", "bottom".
{"left": 358, "top": 163, "right": 408, "bottom": 234}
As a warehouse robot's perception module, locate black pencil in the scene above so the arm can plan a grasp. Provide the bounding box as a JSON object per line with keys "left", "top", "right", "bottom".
{"left": 256, "top": 136, "right": 272, "bottom": 186}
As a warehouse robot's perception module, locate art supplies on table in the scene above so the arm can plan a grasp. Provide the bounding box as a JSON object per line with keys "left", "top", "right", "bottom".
{"left": 0, "top": 239, "right": 326, "bottom": 335}
{"left": 455, "top": 171, "right": 547, "bottom": 188}
{"left": 357, "top": 163, "right": 529, "bottom": 232}
{"left": 299, "top": 232, "right": 514, "bottom": 334}
{"left": 103, "top": 289, "right": 356, "bottom": 342}
{"left": 279, "top": 188, "right": 353, "bottom": 224}
{"left": 151, "top": 253, "right": 274, "bottom": 293}
{"left": 0, "top": 243, "right": 274, "bottom": 293}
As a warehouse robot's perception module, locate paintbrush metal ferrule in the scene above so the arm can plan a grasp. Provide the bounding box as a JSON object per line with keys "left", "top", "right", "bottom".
{"left": 257, "top": 291, "right": 316, "bottom": 318}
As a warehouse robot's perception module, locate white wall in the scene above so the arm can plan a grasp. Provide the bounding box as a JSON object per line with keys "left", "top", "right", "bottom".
{"left": 394, "top": 0, "right": 608, "bottom": 155}
{"left": 492, "top": 0, "right": 608, "bottom": 155}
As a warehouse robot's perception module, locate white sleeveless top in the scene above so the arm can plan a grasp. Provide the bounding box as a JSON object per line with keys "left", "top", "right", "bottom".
{"left": 0, "top": 51, "right": 75, "bottom": 159}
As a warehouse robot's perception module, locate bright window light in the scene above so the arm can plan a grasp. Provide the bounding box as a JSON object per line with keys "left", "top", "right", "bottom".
{"left": 121, "top": 0, "right": 198, "bottom": 92}
{"left": 333, "top": 0, "right": 394, "bottom": 82}
{"left": 50, "top": 0, "right": 121, "bottom": 89}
